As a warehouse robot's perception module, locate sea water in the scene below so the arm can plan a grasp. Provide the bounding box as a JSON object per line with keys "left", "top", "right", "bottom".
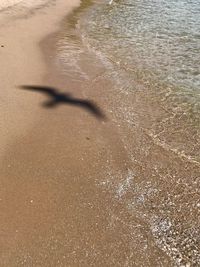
{"left": 72, "top": 1, "right": 200, "bottom": 265}
{"left": 81, "top": 0, "right": 200, "bottom": 91}
{"left": 77, "top": 0, "right": 200, "bottom": 163}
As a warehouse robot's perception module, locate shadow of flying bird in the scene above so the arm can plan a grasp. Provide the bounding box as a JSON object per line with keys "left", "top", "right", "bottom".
{"left": 20, "top": 85, "right": 106, "bottom": 119}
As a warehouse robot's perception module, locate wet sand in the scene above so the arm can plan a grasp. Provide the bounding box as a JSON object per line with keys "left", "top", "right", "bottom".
{"left": 0, "top": 1, "right": 199, "bottom": 266}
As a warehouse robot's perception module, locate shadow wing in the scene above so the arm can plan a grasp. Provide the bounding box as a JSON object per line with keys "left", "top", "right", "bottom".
{"left": 20, "top": 85, "right": 57, "bottom": 97}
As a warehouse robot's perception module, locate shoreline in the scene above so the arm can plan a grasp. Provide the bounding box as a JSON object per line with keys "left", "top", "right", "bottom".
{"left": 0, "top": 0, "right": 199, "bottom": 266}
{"left": 0, "top": 1, "right": 171, "bottom": 265}
{"left": 42, "top": 3, "right": 200, "bottom": 266}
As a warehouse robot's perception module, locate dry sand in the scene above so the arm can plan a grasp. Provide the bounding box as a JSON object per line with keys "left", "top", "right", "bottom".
{"left": 0, "top": 0, "right": 81, "bottom": 156}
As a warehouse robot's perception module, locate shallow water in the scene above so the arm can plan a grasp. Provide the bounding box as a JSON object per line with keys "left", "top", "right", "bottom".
{"left": 77, "top": 0, "right": 200, "bottom": 161}
{"left": 55, "top": 1, "right": 200, "bottom": 266}
{"left": 81, "top": 0, "right": 200, "bottom": 91}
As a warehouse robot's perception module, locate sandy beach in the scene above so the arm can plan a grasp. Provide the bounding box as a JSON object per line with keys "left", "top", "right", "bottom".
{"left": 0, "top": 0, "right": 138, "bottom": 265}
{"left": 0, "top": 0, "right": 199, "bottom": 266}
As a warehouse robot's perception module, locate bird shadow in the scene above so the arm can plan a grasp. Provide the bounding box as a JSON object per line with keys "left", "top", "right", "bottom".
{"left": 20, "top": 85, "right": 106, "bottom": 120}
